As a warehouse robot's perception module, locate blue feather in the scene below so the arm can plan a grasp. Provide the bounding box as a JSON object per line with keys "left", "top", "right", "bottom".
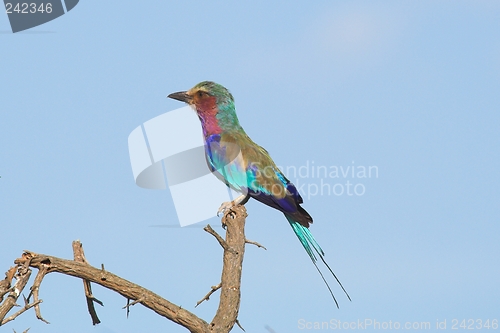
{"left": 286, "top": 215, "right": 351, "bottom": 308}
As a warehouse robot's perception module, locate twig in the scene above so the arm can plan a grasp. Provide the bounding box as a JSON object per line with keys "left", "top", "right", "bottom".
{"left": 235, "top": 318, "right": 246, "bottom": 331}
{"left": 204, "top": 225, "right": 230, "bottom": 251}
{"left": 1, "top": 299, "right": 42, "bottom": 325}
{"left": 0, "top": 267, "right": 17, "bottom": 302}
{"left": 28, "top": 265, "right": 49, "bottom": 324}
{"left": 72, "top": 241, "right": 102, "bottom": 325}
{"left": 123, "top": 297, "right": 144, "bottom": 318}
{"left": 195, "top": 283, "right": 221, "bottom": 307}
{"left": 245, "top": 239, "right": 267, "bottom": 250}
{"left": 12, "top": 328, "right": 30, "bottom": 333}
{"left": 100, "top": 264, "right": 107, "bottom": 281}
{"left": 0, "top": 264, "right": 32, "bottom": 325}
{"left": 123, "top": 298, "right": 143, "bottom": 308}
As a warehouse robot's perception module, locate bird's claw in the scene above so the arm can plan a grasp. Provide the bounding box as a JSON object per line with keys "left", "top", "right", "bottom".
{"left": 218, "top": 201, "right": 239, "bottom": 229}
{"left": 217, "top": 201, "right": 234, "bottom": 217}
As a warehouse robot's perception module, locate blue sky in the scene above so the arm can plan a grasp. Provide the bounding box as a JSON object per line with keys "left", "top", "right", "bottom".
{"left": 1, "top": 1, "right": 499, "bottom": 332}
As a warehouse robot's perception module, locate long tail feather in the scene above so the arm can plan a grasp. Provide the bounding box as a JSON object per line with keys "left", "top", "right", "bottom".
{"left": 286, "top": 215, "right": 351, "bottom": 305}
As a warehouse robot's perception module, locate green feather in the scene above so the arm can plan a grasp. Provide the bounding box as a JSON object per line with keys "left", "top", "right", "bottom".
{"left": 286, "top": 215, "right": 351, "bottom": 308}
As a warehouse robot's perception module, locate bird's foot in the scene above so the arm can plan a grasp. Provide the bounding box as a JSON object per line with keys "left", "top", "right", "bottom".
{"left": 217, "top": 201, "right": 235, "bottom": 218}
{"left": 217, "top": 194, "right": 247, "bottom": 218}
{"left": 218, "top": 201, "right": 240, "bottom": 229}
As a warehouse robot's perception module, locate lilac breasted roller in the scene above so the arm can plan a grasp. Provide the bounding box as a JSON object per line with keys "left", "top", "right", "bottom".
{"left": 168, "top": 81, "right": 350, "bottom": 307}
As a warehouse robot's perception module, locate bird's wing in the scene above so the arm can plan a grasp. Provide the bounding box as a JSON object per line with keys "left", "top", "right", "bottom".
{"left": 205, "top": 132, "right": 312, "bottom": 226}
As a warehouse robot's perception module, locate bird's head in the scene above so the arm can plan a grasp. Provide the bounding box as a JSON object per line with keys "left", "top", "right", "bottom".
{"left": 168, "top": 81, "right": 240, "bottom": 134}
{"left": 168, "top": 81, "right": 234, "bottom": 113}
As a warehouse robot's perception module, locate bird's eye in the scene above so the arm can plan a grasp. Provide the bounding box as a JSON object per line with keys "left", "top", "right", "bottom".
{"left": 198, "top": 91, "right": 204, "bottom": 97}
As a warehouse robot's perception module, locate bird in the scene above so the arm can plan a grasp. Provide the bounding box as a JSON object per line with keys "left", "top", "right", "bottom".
{"left": 168, "top": 81, "right": 350, "bottom": 307}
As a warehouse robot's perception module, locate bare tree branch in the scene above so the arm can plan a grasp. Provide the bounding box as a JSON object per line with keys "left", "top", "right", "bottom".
{"left": 28, "top": 265, "right": 49, "bottom": 324}
{"left": 245, "top": 239, "right": 267, "bottom": 250}
{"left": 11, "top": 251, "right": 211, "bottom": 332}
{"left": 204, "top": 225, "right": 231, "bottom": 252}
{"left": 0, "top": 267, "right": 16, "bottom": 302}
{"left": 72, "top": 240, "right": 102, "bottom": 325}
{"left": 1, "top": 298, "right": 41, "bottom": 325}
{"left": 0, "top": 266, "right": 32, "bottom": 324}
{"left": 196, "top": 283, "right": 222, "bottom": 307}
{"left": 210, "top": 205, "right": 247, "bottom": 332}
{"left": 0, "top": 206, "right": 252, "bottom": 333}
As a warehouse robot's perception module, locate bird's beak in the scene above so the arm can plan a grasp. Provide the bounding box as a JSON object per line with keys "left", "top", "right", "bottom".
{"left": 167, "top": 91, "right": 192, "bottom": 103}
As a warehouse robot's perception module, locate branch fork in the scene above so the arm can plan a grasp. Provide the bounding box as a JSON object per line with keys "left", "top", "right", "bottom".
{"left": 1, "top": 205, "right": 262, "bottom": 333}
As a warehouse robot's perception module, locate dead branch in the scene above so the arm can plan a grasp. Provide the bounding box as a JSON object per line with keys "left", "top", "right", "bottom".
{"left": 72, "top": 241, "right": 102, "bottom": 325}
{"left": 0, "top": 265, "right": 32, "bottom": 325}
{"left": 0, "top": 267, "right": 16, "bottom": 302}
{"left": 210, "top": 205, "right": 247, "bottom": 332}
{"left": 0, "top": 205, "right": 251, "bottom": 333}
{"left": 204, "top": 225, "right": 231, "bottom": 252}
{"left": 28, "top": 265, "right": 49, "bottom": 324}
{"left": 245, "top": 239, "right": 267, "bottom": 250}
{"left": 196, "top": 283, "right": 222, "bottom": 307}
{"left": 10, "top": 250, "right": 211, "bottom": 332}
{"left": 235, "top": 319, "right": 245, "bottom": 332}
{"left": 1, "top": 298, "right": 41, "bottom": 326}
{"left": 13, "top": 328, "right": 30, "bottom": 333}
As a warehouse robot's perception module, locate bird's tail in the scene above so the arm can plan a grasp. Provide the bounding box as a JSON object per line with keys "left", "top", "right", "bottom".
{"left": 286, "top": 215, "right": 351, "bottom": 308}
